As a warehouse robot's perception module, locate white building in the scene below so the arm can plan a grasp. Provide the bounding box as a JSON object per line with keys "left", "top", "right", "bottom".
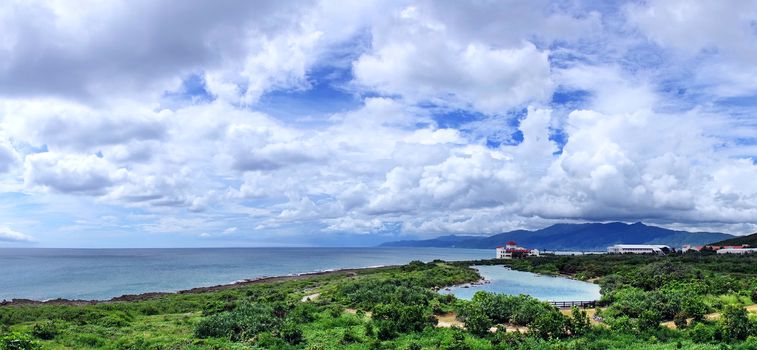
{"left": 607, "top": 244, "right": 671, "bottom": 255}
{"left": 496, "top": 241, "right": 539, "bottom": 259}
{"left": 716, "top": 248, "right": 757, "bottom": 255}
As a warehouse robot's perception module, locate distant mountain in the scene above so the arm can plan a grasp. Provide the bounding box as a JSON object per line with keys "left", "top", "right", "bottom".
{"left": 380, "top": 222, "right": 733, "bottom": 251}
{"left": 709, "top": 232, "right": 757, "bottom": 247}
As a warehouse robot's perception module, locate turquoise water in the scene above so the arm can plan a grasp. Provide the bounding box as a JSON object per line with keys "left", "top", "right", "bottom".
{"left": 440, "top": 265, "right": 601, "bottom": 301}
{"left": 0, "top": 247, "right": 491, "bottom": 301}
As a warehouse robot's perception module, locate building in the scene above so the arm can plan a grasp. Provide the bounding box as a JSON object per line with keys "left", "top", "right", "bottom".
{"left": 607, "top": 244, "right": 671, "bottom": 255}
{"left": 496, "top": 241, "right": 540, "bottom": 259}
{"left": 716, "top": 248, "right": 757, "bottom": 255}
{"left": 681, "top": 244, "right": 750, "bottom": 253}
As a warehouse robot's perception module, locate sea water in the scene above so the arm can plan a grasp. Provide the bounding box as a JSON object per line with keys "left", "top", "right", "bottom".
{"left": 0, "top": 247, "right": 491, "bottom": 301}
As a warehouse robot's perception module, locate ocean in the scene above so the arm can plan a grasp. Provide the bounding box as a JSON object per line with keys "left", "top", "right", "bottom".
{"left": 0, "top": 247, "right": 491, "bottom": 301}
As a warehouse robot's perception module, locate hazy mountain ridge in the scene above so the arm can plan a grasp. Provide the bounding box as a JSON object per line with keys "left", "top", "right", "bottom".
{"left": 380, "top": 222, "right": 733, "bottom": 251}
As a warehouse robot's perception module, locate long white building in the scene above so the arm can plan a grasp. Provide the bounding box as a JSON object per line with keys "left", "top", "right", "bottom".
{"left": 716, "top": 248, "right": 757, "bottom": 255}
{"left": 607, "top": 244, "right": 671, "bottom": 255}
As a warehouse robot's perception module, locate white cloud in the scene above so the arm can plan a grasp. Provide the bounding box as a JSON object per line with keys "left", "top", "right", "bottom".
{"left": 24, "top": 153, "right": 127, "bottom": 195}
{"left": 625, "top": 0, "right": 757, "bottom": 97}
{"left": 1, "top": 0, "right": 757, "bottom": 246}
{"left": 353, "top": 11, "right": 552, "bottom": 113}
{"left": 0, "top": 226, "right": 34, "bottom": 242}
{"left": 0, "top": 133, "right": 19, "bottom": 173}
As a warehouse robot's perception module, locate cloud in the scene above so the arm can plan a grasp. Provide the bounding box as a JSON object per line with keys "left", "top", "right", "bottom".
{"left": 353, "top": 5, "right": 554, "bottom": 114}
{"left": 24, "top": 153, "right": 127, "bottom": 195}
{"left": 0, "top": 134, "right": 19, "bottom": 173}
{"left": 625, "top": 0, "right": 757, "bottom": 97}
{"left": 1, "top": 0, "right": 757, "bottom": 246}
{"left": 0, "top": 0, "right": 317, "bottom": 102}
{"left": 0, "top": 226, "right": 34, "bottom": 242}
{"left": 2, "top": 99, "right": 167, "bottom": 152}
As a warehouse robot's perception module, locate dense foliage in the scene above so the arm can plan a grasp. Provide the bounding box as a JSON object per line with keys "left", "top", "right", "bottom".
{"left": 0, "top": 254, "right": 755, "bottom": 349}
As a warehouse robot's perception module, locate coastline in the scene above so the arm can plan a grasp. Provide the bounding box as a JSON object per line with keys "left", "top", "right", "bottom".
{"left": 0, "top": 265, "right": 397, "bottom": 307}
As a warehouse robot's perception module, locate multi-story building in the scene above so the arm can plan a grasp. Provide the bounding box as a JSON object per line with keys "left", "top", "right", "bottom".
{"left": 496, "top": 241, "right": 540, "bottom": 259}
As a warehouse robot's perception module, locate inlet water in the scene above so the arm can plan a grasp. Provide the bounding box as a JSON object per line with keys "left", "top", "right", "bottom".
{"left": 440, "top": 265, "right": 601, "bottom": 301}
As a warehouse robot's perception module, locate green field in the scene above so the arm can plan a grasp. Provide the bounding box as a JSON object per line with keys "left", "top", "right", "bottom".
{"left": 1, "top": 254, "right": 755, "bottom": 349}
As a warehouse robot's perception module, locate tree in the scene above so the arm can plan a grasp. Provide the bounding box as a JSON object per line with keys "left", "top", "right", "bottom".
{"left": 461, "top": 304, "right": 492, "bottom": 337}
{"left": 531, "top": 310, "right": 568, "bottom": 339}
{"left": 637, "top": 310, "right": 662, "bottom": 331}
{"left": 567, "top": 307, "right": 591, "bottom": 336}
{"left": 721, "top": 305, "right": 750, "bottom": 341}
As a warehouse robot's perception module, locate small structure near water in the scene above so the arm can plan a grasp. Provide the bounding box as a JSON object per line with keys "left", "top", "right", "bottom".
{"left": 496, "top": 241, "right": 540, "bottom": 259}
{"left": 607, "top": 244, "right": 671, "bottom": 255}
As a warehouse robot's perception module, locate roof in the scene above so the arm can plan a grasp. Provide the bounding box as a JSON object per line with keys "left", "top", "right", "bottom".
{"left": 610, "top": 244, "right": 670, "bottom": 249}
{"left": 506, "top": 241, "right": 517, "bottom": 245}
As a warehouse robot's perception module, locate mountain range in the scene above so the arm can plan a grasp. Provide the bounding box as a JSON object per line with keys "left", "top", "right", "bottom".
{"left": 379, "top": 222, "right": 734, "bottom": 251}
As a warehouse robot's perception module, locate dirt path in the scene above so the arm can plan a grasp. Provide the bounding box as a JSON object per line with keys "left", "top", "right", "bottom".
{"left": 434, "top": 312, "right": 528, "bottom": 333}
{"left": 300, "top": 293, "right": 320, "bottom": 302}
{"left": 662, "top": 304, "right": 757, "bottom": 329}
{"left": 559, "top": 307, "right": 604, "bottom": 325}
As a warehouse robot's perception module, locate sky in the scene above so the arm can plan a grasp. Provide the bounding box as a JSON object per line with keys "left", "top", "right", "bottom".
{"left": 1, "top": 0, "right": 757, "bottom": 247}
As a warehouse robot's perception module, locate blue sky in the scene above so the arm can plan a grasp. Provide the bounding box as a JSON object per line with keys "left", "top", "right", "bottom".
{"left": 1, "top": 0, "right": 757, "bottom": 247}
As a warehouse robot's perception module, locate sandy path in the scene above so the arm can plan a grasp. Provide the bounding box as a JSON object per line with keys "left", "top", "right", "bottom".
{"left": 435, "top": 312, "right": 528, "bottom": 333}
{"left": 662, "top": 304, "right": 757, "bottom": 329}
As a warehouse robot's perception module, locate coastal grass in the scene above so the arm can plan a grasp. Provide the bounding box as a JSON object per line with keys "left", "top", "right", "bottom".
{"left": 1, "top": 254, "right": 755, "bottom": 349}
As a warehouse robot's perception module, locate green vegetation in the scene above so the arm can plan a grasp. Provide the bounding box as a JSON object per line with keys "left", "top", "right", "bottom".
{"left": 0, "top": 255, "right": 755, "bottom": 349}
{"left": 710, "top": 232, "right": 757, "bottom": 247}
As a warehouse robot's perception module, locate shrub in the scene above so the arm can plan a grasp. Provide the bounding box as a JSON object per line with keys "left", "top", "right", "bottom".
{"left": 531, "top": 310, "right": 569, "bottom": 340}
{"left": 568, "top": 307, "right": 591, "bottom": 336}
{"left": 280, "top": 323, "right": 303, "bottom": 345}
{"left": 721, "top": 305, "right": 751, "bottom": 341}
{"left": 673, "top": 312, "right": 688, "bottom": 329}
{"left": 406, "top": 342, "right": 421, "bottom": 350}
{"left": 341, "top": 329, "right": 359, "bottom": 344}
{"left": 97, "top": 311, "right": 133, "bottom": 328}
{"left": 0, "top": 332, "right": 40, "bottom": 350}
{"left": 445, "top": 331, "right": 471, "bottom": 350}
{"left": 75, "top": 333, "right": 106, "bottom": 347}
{"left": 31, "top": 320, "right": 59, "bottom": 340}
{"left": 195, "top": 302, "right": 283, "bottom": 341}
{"left": 371, "top": 303, "right": 435, "bottom": 339}
{"left": 689, "top": 322, "right": 716, "bottom": 343}
{"left": 289, "top": 303, "right": 318, "bottom": 323}
{"left": 510, "top": 296, "right": 549, "bottom": 326}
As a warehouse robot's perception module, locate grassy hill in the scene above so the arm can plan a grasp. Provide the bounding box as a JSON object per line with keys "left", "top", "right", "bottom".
{"left": 709, "top": 232, "right": 757, "bottom": 246}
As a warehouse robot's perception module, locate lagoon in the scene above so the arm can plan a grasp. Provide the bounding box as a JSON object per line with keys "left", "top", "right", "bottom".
{"left": 440, "top": 265, "right": 601, "bottom": 301}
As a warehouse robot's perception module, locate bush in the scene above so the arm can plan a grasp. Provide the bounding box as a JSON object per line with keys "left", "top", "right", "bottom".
{"left": 721, "top": 305, "right": 751, "bottom": 341}
{"left": 460, "top": 304, "right": 491, "bottom": 337}
{"left": 75, "top": 333, "right": 106, "bottom": 347}
{"left": 0, "top": 332, "right": 40, "bottom": 350}
{"left": 31, "top": 320, "right": 59, "bottom": 340}
{"left": 445, "top": 331, "right": 471, "bottom": 350}
{"left": 531, "top": 310, "right": 569, "bottom": 339}
{"left": 673, "top": 312, "right": 688, "bottom": 329}
{"left": 689, "top": 322, "right": 716, "bottom": 343}
{"left": 195, "top": 302, "right": 283, "bottom": 341}
{"left": 568, "top": 307, "right": 591, "bottom": 336}
{"left": 96, "top": 311, "right": 133, "bottom": 328}
{"left": 341, "top": 329, "right": 359, "bottom": 344}
{"left": 371, "top": 303, "right": 435, "bottom": 339}
{"left": 280, "top": 323, "right": 303, "bottom": 345}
